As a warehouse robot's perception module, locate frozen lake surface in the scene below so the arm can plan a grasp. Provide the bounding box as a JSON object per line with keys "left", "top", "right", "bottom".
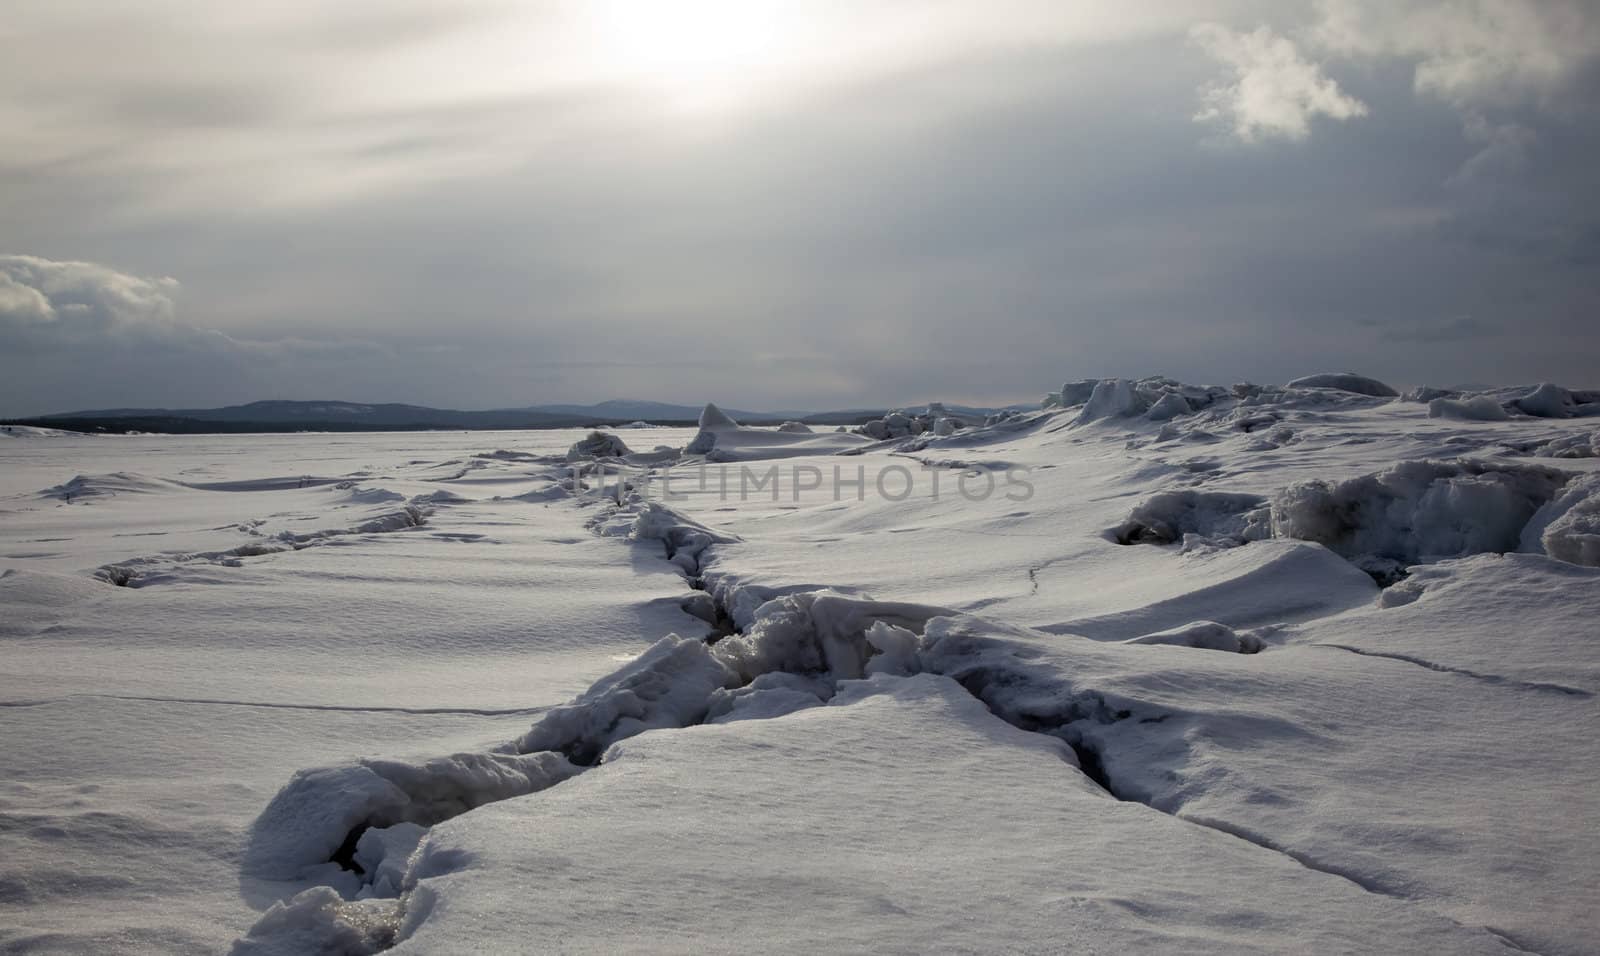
{"left": 3, "top": 381, "right": 1598, "bottom": 954}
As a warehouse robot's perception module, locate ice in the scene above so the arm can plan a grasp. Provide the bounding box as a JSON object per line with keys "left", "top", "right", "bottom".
{"left": 688, "top": 403, "right": 872, "bottom": 460}
{"left": 511, "top": 635, "right": 738, "bottom": 763}
{"left": 1512, "top": 382, "right": 1600, "bottom": 418}
{"left": 1523, "top": 472, "right": 1600, "bottom": 567}
{"left": 6, "top": 389, "right": 1600, "bottom": 953}
{"left": 231, "top": 886, "right": 401, "bottom": 956}
{"left": 1074, "top": 377, "right": 1146, "bottom": 422}
{"left": 1272, "top": 458, "right": 1574, "bottom": 574}
{"left": 1109, "top": 490, "right": 1271, "bottom": 547}
{"left": 246, "top": 750, "right": 581, "bottom": 880}
{"left": 565, "top": 430, "right": 631, "bottom": 460}
{"left": 352, "top": 823, "right": 426, "bottom": 899}
{"left": 1427, "top": 395, "right": 1509, "bottom": 421}
{"left": 385, "top": 674, "right": 1512, "bottom": 954}
{"left": 1284, "top": 372, "right": 1399, "bottom": 397}
{"left": 710, "top": 590, "right": 946, "bottom": 683}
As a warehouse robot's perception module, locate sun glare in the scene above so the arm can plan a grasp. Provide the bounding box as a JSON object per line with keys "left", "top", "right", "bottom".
{"left": 585, "top": 0, "right": 803, "bottom": 112}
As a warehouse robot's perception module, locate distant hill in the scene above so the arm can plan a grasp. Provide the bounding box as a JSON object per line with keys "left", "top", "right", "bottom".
{"left": 39, "top": 400, "right": 592, "bottom": 430}
{"left": 12, "top": 398, "right": 1029, "bottom": 434}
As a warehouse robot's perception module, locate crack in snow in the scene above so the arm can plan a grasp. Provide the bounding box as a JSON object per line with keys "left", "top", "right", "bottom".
{"left": 1311, "top": 644, "right": 1591, "bottom": 698}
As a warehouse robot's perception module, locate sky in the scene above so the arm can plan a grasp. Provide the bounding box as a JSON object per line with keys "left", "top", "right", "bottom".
{"left": 2, "top": 0, "right": 1597, "bottom": 416}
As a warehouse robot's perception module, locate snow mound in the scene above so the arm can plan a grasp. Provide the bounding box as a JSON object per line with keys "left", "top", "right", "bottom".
{"left": 1123, "top": 620, "right": 1264, "bottom": 653}
{"left": 1513, "top": 383, "right": 1600, "bottom": 419}
{"left": 1427, "top": 396, "right": 1508, "bottom": 421}
{"left": 712, "top": 590, "right": 948, "bottom": 683}
{"left": 1075, "top": 378, "right": 1145, "bottom": 423}
{"left": 854, "top": 405, "right": 968, "bottom": 441}
{"left": 1285, "top": 373, "right": 1399, "bottom": 397}
{"left": 1273, "top": 459, "right": 1574, "bottom": 579}
{"left": 1061, "top": 377, "right": 1228, "bottom": 425}
{"left": 39, "top": 471, "right": 186, "bottom": 501}
{"left": 511, "top": 634, "right": 738, "bottom": 764}
{"left": 245, "top": 750, "right": 580, "bottom": 880}
{"left": 687, "top": 403, "right": 872, "bottom": 461}
{"left": 1521, "top": 472, "right": 1600, "bottom": 567}
{"left": 564, "top": 430, "right": 630, "bottom": 460}
{"left": 775, "top": 421, "right": 811, "bottom": 433}
{"left": 232, "top": 886, "right": 402, "bottom": 956}
{"left": 1109, "top": 490, "right": 1271, "bottom": 547}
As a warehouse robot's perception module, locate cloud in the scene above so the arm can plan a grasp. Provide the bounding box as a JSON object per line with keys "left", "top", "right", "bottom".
{"left": 0, "top": 254, "right": 181, "bottom": 348}
{"left": 0, "top": 255, "right": 400, "bottom": 415}
{"left": 1191, "top": 23, "right": 1368, "bottom": 141}
{"left": 1314, "top": 0, "right": 1600, "bottom": 112}
{"left": 1448, "top": 113, "right": 1537, "bottom": 184}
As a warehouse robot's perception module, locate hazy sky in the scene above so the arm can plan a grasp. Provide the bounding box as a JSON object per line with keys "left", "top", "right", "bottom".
{"left": 3, "top": 0, "right": 1597, "bottom": 416}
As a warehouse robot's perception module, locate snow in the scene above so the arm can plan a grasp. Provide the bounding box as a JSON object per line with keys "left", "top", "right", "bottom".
{"left": 4, "top": 381, "right": 1600, "bottom": 953}
{"left": 1427, "top": 395, "right": 1509, "bottom": 421}
{"left": 376, "top": 675, "right": 1508, "bottom": 955}
{"left": 1122, "top": 619, "right": 1264, "bottom": 653}
{"left": 1271, "top": 458, "right": 1573, "bottom": 577}
{"left": 1513, "top": 382, "right": 1600, "bottom": 418}
{"left": 1524, "top": 471, "right": 1600, "bottom": 566}
{"left": 565, "top": 429, "right": 630, "bottom": 460}
{"left": 687, "top": 403, "right": 872, "bottom": 460}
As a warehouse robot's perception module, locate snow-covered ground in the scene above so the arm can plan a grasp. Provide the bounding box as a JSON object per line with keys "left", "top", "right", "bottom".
{"left": 3, "top": 379, "right": 1598, "bottom": 954}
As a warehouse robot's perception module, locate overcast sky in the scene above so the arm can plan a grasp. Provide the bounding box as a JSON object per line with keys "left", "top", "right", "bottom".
{"left": 3, "top": 0, "right": 1597, "bottom": 416}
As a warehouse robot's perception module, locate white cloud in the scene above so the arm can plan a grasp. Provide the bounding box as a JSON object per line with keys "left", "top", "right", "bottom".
{"left": 0, "top": 254, "right": 387, "bottom": 359}
{"left": 1314, "top": 0, "right": 1600, "bottom": 111}
{"left": 1191, "top": 23, "right": 1368, "bottom": 142}
{"left": 0, "top": 255, "right": 181, "bottom": 347}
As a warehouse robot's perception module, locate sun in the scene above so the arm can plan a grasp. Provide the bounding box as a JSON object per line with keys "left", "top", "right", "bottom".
{"left": 584, "top": 0, "right": 801, "bottom": 112}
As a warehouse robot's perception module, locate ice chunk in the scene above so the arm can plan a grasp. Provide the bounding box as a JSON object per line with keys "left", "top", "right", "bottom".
{"left": 565, "top": 430, "right": 631, "bottom": 461}
{"left": 1285, "top": 373, "right": 1399, "bottom": 397}
{"left": 247, "top": 751, "right": 579, "bottom": 880}
{"left": 863, "top": 620, "right": 923, "bottom": 675}
{"left": 713, "top": 591, "right": 946, "bottom": 683}
{"left": 233, "top": 886, "right": 402, "bottom": 956}
{"left": 352, "top": 822, "right": 426, "bottom": 899}
{"left": 1110, "top": 491, "right": 1272, "bottom": 547}
{"left": 1059, "top": 380, "right": 1098, "bottom": 406}
{"left": 513, "top": 634, "right": 739, "bottom": 763}
{"left": 1522, "top": 472, "right": 1600, "bottom": 567}
{"left": 1075, "top": 379, "right": 1147, "bottom": 423}
{"left": 698, "top": 403, "right": 740, "bottom": 429}
{"left": 1144, "top": 392, "right": 1193, "bottom": 421}
{"left": 1273, "top": 459, "right": 1572, "bottom": 570}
